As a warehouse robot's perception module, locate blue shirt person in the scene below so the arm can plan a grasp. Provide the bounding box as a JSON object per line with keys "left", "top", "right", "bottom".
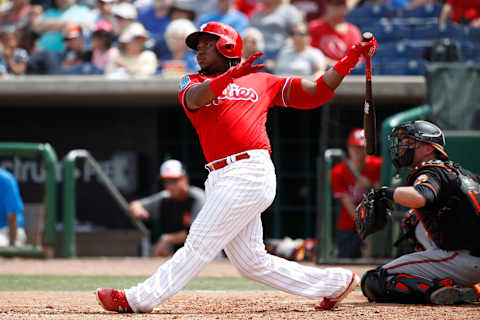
{"left": 0, "top": 168, "right": 26, "bottom": 247}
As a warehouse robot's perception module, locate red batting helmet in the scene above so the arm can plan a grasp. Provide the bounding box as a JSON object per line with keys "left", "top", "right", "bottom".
{"left": 347, "top": 128, "right": 366, "bottom": 147}
{"left": 186, "top": 22, "right": 243, "bottom": 60}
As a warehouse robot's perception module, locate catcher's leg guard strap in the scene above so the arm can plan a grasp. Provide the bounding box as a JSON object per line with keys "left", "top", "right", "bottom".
{"left": 361, "top": 267, "right": 445, "bottom": 304}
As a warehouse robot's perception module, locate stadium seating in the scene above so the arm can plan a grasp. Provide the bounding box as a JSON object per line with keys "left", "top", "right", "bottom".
{"left": 401, "top": 3, "right": 442, "bottom": 19}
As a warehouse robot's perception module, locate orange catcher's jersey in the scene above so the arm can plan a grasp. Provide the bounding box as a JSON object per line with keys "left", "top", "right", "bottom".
{"left": 178, "top": 72, "right": 290, "bottom": 163}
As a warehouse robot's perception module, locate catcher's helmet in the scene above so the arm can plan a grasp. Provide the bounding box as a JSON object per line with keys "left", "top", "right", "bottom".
{"left": 389, "top": 120, "right": 448, "bottom": 169}
{"left": 186, "top": 22, "right": 243, "bottom": 60}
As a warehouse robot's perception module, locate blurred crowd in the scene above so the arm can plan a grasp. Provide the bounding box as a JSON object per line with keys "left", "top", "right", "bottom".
{"left": 0, "top": 0, "right": 478, "bottom": 78}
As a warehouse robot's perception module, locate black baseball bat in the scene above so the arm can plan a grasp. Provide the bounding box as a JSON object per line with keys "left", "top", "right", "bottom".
{"left": 362, "top": 32, "right": 376, "bottom": 155}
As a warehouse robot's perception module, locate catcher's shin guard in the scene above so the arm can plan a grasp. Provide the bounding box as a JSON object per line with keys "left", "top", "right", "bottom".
{"left": 361, "top": 267, "right": 450, "bottom": 304}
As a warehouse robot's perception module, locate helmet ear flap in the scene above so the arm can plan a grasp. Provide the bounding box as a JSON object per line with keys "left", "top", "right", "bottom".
{"left": 216, "top": 36, "right": 237, "bottom": 59}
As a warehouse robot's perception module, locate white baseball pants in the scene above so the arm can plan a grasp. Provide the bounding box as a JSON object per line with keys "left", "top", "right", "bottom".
{"left": 125, "top": 149, "right": 354, "bottom": 313}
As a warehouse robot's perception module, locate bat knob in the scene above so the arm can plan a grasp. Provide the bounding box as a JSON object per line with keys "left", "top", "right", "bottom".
{"left": 362, "top": 32, "right": 373, "bottom": 42}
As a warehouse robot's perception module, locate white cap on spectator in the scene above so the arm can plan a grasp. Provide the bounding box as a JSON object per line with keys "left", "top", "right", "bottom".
{"left": 118, "top": 22, "right": 148, "bottom": 42}
{"left": 112, "top": 2, "right": 138, "bottom": 20}
{"left": 98, "top": 0, "right": 116, "bottom": 3}
{"left": 159, "top": 159, "right": 186, "bottom": 179}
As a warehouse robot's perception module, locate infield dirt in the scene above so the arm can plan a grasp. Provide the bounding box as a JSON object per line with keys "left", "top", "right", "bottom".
{"left": 0, "top": 257, "right": 478, "bottom": 319}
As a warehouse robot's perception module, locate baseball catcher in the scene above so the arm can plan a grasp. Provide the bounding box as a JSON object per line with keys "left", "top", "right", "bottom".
{"left": 359, "top": 120, "right": 480, "bottom": 305}
{"left": 355, "top": 187, "right": 393, "bottom": 240}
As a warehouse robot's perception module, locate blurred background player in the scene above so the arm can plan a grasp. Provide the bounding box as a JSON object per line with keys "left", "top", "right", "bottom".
{"left": 128, "top": 159, "right": 205, "bottom": 257}
{"left": 0, "top": 168, "right": 26, "bottom": 247}
{"left": 330, "top": 128, "right": 381, "bottom": 258}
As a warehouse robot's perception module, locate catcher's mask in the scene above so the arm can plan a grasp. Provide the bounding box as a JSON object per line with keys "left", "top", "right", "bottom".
{"left": 389, "top": 120, "right": 448, "bottom": 170}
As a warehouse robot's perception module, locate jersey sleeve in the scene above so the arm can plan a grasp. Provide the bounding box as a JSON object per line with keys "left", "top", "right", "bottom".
{"left": 271, "top": 76, "right": 292, "bottom": 107}
{"left": 0, "top": 177, "right": 23, "bottom": 216}
{"left": 177, "top": 75, "right": 202, "bottom": 111}
{"left": 139, "top": 192, "right": 166, "bottom": 220}
{"left": 410, "top": 167, "right": 443, "bottom": 201}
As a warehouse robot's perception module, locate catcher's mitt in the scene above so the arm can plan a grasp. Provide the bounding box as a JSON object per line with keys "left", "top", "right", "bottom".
{"left": 355, "top": 188, "right": 393, "bottom": 240}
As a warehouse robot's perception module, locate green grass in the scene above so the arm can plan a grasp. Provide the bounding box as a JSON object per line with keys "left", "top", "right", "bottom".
{"left": 0, "top": 275, "right": 272, "bottom": 291}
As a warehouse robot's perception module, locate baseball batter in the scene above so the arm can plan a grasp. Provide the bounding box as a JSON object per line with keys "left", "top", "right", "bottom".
{"left": 96, "top": 21, "right": 377, "bottom": 313}
{"left": 360, "top": 120, "right": 480, "bottom": 305}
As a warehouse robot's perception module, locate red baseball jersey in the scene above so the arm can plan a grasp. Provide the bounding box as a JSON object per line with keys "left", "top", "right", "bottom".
{"left": 178, "top": 72, "right": 290, "bottom": 163}
{"left": 447, "top": 0, "right": 480, "bottom": 23}
{"left": 308, "top": 19, "right": 361, "bottom": 61}
{"left": 330, "top": 155, "right": 382, "bottom": 231}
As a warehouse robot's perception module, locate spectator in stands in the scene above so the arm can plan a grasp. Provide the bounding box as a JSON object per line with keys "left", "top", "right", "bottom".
{"left": 59, "top": 24, "right": 87, "bottom": 69}
{"left": 250, "top": 0, "right": 303, "bottom": 68}
{"left": 274, "top": 22, "right": 326, "bottom": 77}
{"left": 128, "top": 159, "right": 205, "bottom": 257}
{"left": 330, "top": 128, "right": 382, "bottom": 258}
{"left": 192, "top": 0, "right": 216, "bottom": 20}
{"left": 91, "top": 0, "right": 117, "bottom": 25}
{"left": 138, "top": 0, "right": 171, "bottom": 61}
{"left": 32, "top": 0, "right": 95, "bottom": 53}
{"left": 241, "top": 27, "right": 265, "bottom": 66}
{"left": 439, "top": 0, "right": 480, "bottom": 27}
{"left": 0, "top": 0, "right": 36, "bottom": 30}
{"left": 90, "top": 20, "right": 118, "bottom": 71}
{"left": 235, "top": 0, "right": 261, "bottom": 18}
{"left": 138, "top": 0, "right": 171, "bottom": 41}
{"left": 0, "top": 168, "right": 27, "bottom": 247}
{"left": 158, "top": 18, "right": 197, "bottom": 77}
{"left": 0, "top": 26, "right": 29, "bottom": 75}
{"left": 105, "top": 22, "right": 157, "bottom": 78}
{"left": 291, "top": 0, "right": 326, "bottom": 22}
{"left": 168, "top": 0, "right": 196, "bottom": 21}
{"left": 112, "top": 2, "right": 138, "bottom": 34}
{"left": 196, "top": 0, "right": 250, "bottom": 35}
{"left": 19, "top": 28, "right": 59, "bottom": 74}
{"left": 309, "top": 0, "right": 361, "bottom": 67}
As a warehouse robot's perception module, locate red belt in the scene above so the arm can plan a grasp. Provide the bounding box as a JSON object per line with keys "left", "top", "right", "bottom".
{"left": 205, "top": 152, "right": 250, "bottom": 172}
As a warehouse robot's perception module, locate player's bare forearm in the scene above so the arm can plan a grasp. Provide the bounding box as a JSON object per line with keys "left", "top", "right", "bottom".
{"left": 392, "top": 186, "right": 426, "bottom": 208}
{"left": 293, "top": 68, "right": 344, "bottom": 95}
{"left": 7, "top": 213, "right": 17, "bottom": 246}
{"left": 321, "top": 67, "right": 346, "bottom": 91}
{"left": 162, "top": 230, "right": 188, "bottom": 245}
{"left": 184, "top": 82, "right": 216, "bottom": 110}
{"left": 340, "top": 196, "right": 357, "bottom": 219}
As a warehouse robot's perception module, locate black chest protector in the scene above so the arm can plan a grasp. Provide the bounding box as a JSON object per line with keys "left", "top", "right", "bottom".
{"left": 407, "top": 160, "right": 480, "bottom": 256}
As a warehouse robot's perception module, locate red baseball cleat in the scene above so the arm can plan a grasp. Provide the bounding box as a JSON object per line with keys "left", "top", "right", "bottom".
{"left": 95, "top": 288, "right": 133, "bottom": 313}
{"left": 315, "top": 273, "right": 360, "bottom": 310}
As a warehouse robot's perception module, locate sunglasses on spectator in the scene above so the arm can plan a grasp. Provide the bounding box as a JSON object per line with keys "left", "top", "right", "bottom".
{"left": 163, "top": 178, "right": 180, "bottom": 184}
{"left": 293, "top": 32, "right": 308, "bottom": 36}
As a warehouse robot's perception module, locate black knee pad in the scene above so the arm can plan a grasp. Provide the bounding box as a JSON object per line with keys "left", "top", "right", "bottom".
{"left": 361, "top": 267, "right": 442, "bottom": 304}
{"left": 361, "top": 266, "right": 390, "bottom": 302}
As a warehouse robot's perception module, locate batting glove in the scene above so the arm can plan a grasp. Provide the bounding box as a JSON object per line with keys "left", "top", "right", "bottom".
{"left": 209, "top": 52, "right": 265, "bottom": 96}
{"left": 230, "top": 51, "right": 265, "bottom": 79}
{"left": 334, "top": 36, "right": 378, "bottom": 77}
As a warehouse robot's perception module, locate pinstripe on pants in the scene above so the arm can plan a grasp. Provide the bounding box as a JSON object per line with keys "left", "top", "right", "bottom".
{"left": 125, "top": 149, "right": 353, "bottom": 313}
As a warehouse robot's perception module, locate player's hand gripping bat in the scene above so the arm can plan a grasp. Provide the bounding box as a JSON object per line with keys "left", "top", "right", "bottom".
{"left": 362, "top": 32, "right": 376, "bottom": 155}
